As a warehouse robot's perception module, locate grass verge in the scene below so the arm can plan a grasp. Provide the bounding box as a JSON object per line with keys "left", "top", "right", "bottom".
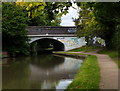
{"left": 66, "top": 55, "right": 100, "bottom": 90}
{"left": 98, "top": 50, "right": 120, "bottom": 68}
{"left": 54, "top": 51, "right": 87, "bottom": 55}
{"left": 67, "top": 46, "right": 102, "bottom": 52}
{"left": 53, "top": 52, "right": 87, "bottom": 59}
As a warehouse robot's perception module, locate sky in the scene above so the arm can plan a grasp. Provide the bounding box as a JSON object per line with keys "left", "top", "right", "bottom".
{"left": 60, "top": 3, "right": 79, "bottom": 26}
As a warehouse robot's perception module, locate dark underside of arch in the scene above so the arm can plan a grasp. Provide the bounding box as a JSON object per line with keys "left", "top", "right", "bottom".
{"left": 30, "top": 38, "right": 65, "bottom": 54}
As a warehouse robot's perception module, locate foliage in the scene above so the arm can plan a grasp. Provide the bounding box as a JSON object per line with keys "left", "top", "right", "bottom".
{"left": 16, "top": 2, "right": 46, "bottom": 18}
{"left": 75, "top": 2, "right": 120, "bottom": 52}
{"left": 67, "top": 45, "right": 102, "bottom": 52}
{"left": 112, "top": 28, "right": 120, "bottom": 57}
{"left": 2, "top": 2, "right": 73, "bottom": 56}
{"left": 2, "top": 3, "right": 30, "bottom": 56}
{"left": 66, "top": 55, "right": 100, "bottom": 90}
{"left": 16, "top": 2, "right": 72, "bottom": 26}
{"left": 27, "top": 11, "right": 61, "bottom": 26}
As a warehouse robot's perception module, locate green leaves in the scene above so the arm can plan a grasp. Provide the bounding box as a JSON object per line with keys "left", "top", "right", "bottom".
{"left": 2, "top": 3, "right": 29, "bottom": 55}
{"left": 16, "top": 2, "right": 46, "bottom": 18}
{"left": 17, "top": 2, "right": 72, "bottom": 26}
{"left": 75, "top": 2, "right": 120, "bottom": 50}
{"left": 16, "top": 2, "right": 72, "bottom": 19}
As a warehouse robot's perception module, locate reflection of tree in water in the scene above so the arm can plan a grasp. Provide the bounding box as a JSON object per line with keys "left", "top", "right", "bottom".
{"left": 30, "top": 54, "right": 64, "bottom": 69}
{"left": 2, "top": 54, "right": 70, "bottom": 89}
{"left": 2, "top": 58, "right": 31, "bottom": 89}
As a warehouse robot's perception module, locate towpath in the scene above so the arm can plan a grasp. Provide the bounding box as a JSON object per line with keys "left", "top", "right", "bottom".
{"left": 69, "top": 50, "right": 118, "bottom": 89}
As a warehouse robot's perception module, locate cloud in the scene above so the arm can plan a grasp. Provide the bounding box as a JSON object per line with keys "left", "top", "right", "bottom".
{"left": 61, "top": 20, "right": 75, "bottom": 26}
{"left": 60, "top": 3, "right": 79, "bottom": 26}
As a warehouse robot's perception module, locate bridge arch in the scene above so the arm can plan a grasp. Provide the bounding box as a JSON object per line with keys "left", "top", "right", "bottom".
{"left": 30, "top": 38, "right": 65, "bottom": 52}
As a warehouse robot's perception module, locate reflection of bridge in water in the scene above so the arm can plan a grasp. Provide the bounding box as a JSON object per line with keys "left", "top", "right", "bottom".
{"left": 27, "top": 26, "right": 86, "bottom": 51}
{"left": 30, "top": 56, "right": 83, "bottom": 81}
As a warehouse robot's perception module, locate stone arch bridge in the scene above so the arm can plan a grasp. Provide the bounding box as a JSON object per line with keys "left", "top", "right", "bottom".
{"left": 27, "top": 26, "right": 86, "bottom": 51}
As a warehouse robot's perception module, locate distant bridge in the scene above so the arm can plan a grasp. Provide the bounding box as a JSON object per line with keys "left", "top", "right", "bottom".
{"left": 27, "top": 26, "right": 86, "bottom": 51}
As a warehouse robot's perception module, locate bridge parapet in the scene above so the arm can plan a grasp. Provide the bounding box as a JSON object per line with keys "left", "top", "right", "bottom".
{"left": 26, "top": 26, "right": 77, "bottom": 35}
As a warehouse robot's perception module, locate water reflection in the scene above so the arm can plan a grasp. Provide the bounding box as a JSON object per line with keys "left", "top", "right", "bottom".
{"left": 30, "top": 54, "right": 64, "bottom": 69}
{"left": 56, "top": 79, "right": 73, "bottom": 90}
{"left": 2, "top": 54, "right": 83, "bottom": 89}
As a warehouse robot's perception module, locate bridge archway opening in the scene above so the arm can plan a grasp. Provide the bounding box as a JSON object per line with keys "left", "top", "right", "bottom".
{"left": 30, "top": 38, "right": 65, "bottom": 53}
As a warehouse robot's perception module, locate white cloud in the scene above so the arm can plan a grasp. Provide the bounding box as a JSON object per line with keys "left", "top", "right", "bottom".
{"left": 60, "top": 3, "right": 79, "bottom": 26}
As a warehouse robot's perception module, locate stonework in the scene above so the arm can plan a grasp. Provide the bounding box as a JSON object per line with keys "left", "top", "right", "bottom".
{"left": 27, "top": 26, "right": 86, "bottom": 51}
{"left": 29, "top": 36, "right": 86, "bottom": 51}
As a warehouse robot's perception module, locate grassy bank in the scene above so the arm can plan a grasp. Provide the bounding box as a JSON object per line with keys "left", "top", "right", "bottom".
{"left": 67, "top": 45, "right": 119, "bottom": 68}
{"left": 53, "top": 51, "right": 87, "bottom": 58}
{"left": 98, "top": 50, "right": 120, "bottom": 68}
{"left": 67, "top": 46, "right": 102, "bottom": 52}
{"left": 66, "top": 55, "right": 100, "bottom": 90}
{"left": 54, "top": 46, "right": 101, "bottom": 89}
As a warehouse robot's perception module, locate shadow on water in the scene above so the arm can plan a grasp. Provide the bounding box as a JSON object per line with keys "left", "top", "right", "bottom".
{"left": 2, "top": 54, "right": 83, "bottom": 89}
{"left": 30, "top": 54, "right": 64, "bottom": 69}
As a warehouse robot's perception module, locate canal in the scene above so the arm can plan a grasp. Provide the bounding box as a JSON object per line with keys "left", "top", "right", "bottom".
{"left": 2, "top": 54, "right": 83, "bottom": 90}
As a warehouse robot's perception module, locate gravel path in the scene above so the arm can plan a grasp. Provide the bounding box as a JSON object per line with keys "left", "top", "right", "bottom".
{"left": 70, "top": 51, "right": 118, "bottom": 89}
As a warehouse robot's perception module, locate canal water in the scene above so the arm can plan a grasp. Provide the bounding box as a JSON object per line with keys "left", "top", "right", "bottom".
{"left": 2, "top": 54, "right": 83, "bottom": 90}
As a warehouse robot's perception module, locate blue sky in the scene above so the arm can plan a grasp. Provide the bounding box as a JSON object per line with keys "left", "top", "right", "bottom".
{"left": 60, "top": 3, "right": 79, "bottom": 26}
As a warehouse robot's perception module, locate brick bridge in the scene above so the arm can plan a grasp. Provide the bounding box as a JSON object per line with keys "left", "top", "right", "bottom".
{"left": 27, "top": 26, "right": 86, "bottom": 51}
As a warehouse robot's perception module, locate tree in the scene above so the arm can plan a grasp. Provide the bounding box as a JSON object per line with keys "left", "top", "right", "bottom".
{"left": 16, "top": 2, "right": 72, "bottom": 26}
{"left": 16, "top": 2, "right": 46, "bottom": 18}
{"left": 76, "top": 2, "right": 120, "bottom": 52}
{"left": 75, "top": 3, "right": 101, "bottom": 45}
{"left": 2, "top": 2, "right": 29, "bottom": 56}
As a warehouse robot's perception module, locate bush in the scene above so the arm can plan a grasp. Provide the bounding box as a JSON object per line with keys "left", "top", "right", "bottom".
{"left": 2, "top": 3, "right": 30, "bottom": 56}
{"left": 112, "top": 30, "right": 120, "bottom": 57}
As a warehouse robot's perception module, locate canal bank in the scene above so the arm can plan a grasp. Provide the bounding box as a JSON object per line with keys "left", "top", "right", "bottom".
{"left": 2, "top": 49, "right": 118, "bottom": 90}
{"left": 55, "top": 50, "right": 118, "bottom": 90}
{"left": 53, "top": 52, "right": 87, "bottom": 59}
{"left": 53, "top": 52, "right": 100, "bottom": 90}
{"left": 2, "top": 51, "right": 100, "bottom": 90}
